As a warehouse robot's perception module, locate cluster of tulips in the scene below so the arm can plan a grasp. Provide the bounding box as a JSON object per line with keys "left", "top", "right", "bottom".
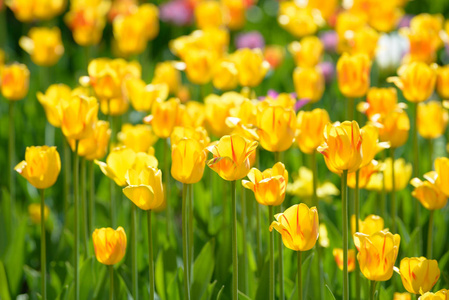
{"left": 1, "top": 0, "right": 449, "bottom": 299}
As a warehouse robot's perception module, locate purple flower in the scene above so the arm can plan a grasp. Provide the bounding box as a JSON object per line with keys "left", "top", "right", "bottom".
{"left": 295, "top": 99, "right": 309, "bottom": 111}
{"left": 235, "top": 31, "right": 265, "bottom": 50}
{"left": 160, "top": 0, "right": 193, "bottom": 26}
{"left": 318, "top": 61, "right": 335, "bottom": 84}
{"left": 398, "top": 14, "right": 413, "bottom": 29}
{"left": 319, "top": 31, "right": 338, "bottom": 53}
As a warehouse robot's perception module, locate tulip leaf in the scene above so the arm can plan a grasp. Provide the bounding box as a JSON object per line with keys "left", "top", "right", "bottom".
{"left": 238, "top": 290, "right": 251, "bottom": 300}
{"left": 155, "top": 246, "right": 178, "bottom": 300}
{"left": 215, "top": 285, "right": 225, "bottom": 300}
{"left": 4, "top": 220, "right": 26, "bottom": 296}
{"left": 325, "top": 284, "right": 337, "bottom": 300}
{"left": 0, "top": 261, "right": 11, "bottom": 300}
{"left": 200, "top": 280, "right": 217, "bottom": 300}
{"left": 255, "top": 258, "right": 269, "bottom": 300}
{"left": 191, "top": 239, "right": 216, "bottom": 300}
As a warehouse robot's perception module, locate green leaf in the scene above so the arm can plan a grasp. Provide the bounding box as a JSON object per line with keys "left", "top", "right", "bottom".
{"left": 325, "top": 284, "right": 337, "bottom": 300}
{"left": 191, "top": 239, "right": 216, "bottom": 300}
{"left": 155, "top": 246, "right": 178, "bottom": 300}
{"left": 4, "top": 221, "right": 27, "bottom": 295}
{"left": 216, "top": 285, "right": 225, "bottom": 300}
{"left": 200, "top": 280, "right": 217, "bottom": 300}
{"left": 0, "top": 261, "right": 11, "bottom": 300}
{"left": 238, "top": 290, "right": 251, "bottom": 300}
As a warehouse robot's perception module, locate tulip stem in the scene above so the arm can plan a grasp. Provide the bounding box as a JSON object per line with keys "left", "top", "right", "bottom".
{"left": 231, "top": 180, "right": 238, "bottom": 300}
{"left": 108, "top": 103, "right": 116, "bottom": 228}
{"left": 342, "top": 170, "right": 349, "bottom": 300}
{"left": 269, "top": 205, "right": 275, "bottom": 300}
{"left": 429, "top": 139, "right": 433, "bottom": 170}
{"left": 412, "top": 103, "right": 422, "bottom": 253}
{"left": 189, "top": 184, "right": 194, "bottom": 282}
{"left": 427, "top": 210, "right": 434, "bottom": 259}
{"left": 355, "top": 170, "right": 361, "bottom": 300}
{"left": 182, "top": 183, "right": 191, "bottom": 300}
{"left": 274, "top": 152, "right": 284, "bottom": 300}
{"left": 255, "top": 202, "right": 262, "bottom": 271}
{"left": 8, "top": 101, "right": 15, "bottom": 219}
{"left": 131, "top": 204, "right": 138, "bottom": 300}
{"left": 40, "top": 189, "right": 47, "bottom": 300}
{"left": 74, "top": 141, "right": 80, "bottom": 300}
{"left": 88, "top": 160, "right": 95, "bottom": 234}
{"left": 109, "top": 265, "right": 114, "bottom": 300}
{"left": 80, "top": 158, "right": 89, "bottom": 256}
{"left": 63, "top": 139, "right": 71, "bottom": 226}
{"left": 370, "top": 281, "right": 377, "bottom": 300}
{"left": 348, "top": 98, "right": 354, "bottom": 121}
{"left": 148, "top": 210, "right": 154, "bottom": 300}
{"left": 164, "top": 139, "right": 172, "bottom": 244}
{"left": 390, "top": 148, "right": 396, "bottom": 233}
{"left": 240, "top": 186, "right": 248, "bottom": 293}
{"left": 297, "top": 251, "right": 302, "bottom": 300}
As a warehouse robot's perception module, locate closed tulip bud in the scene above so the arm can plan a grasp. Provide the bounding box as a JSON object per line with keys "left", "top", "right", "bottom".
{"left": 207, "top": 134, "right": 258, "bottom": 181}
{"left": 360, "top": 124, "right": 389, "bottom": 167}
{"left": 288, "top": 36, "right": 324, "bottom": 67}
{"left": 123, "top": 166, "right": 164, "bottom": 210}
{"left": 0, "top": 63, "right": 30, "bottom": 101}
{"left": 278, "top": 2, "right": 318, "bottom": 38}
{"left": 354, "top": 230, "right": 401, "bottom": 281}
{"left": 337, "top": 53, "right": 371, "bottom": 98}
{"left": 436, "top": 66, "right": 449, "bottom": 99}
{"left": 420, "top": 289, "right": 449, "bottom": 300}
{"left": 242, "top": 162, "right": 288, "bottom": 206}
{"left": 293, "top": 66, "right": 325, "bottom": 103}
{"left": 152, "top": 61, "right": 181, "bottom": 94}
{"left": 394, "top": 293, "right": 412, "bottom": 300}
{"left": 171, "top": 138, "right": 207, "bottom": 184}
{"left": 378, "top": 108, "right": 410, "bottom": 149}
{"left": 417, "top": 101, "right": 448, "bottom": 139}
{"left": 37, "top": 84, "right": 72, "bottom": 127}
{"left": 333, "top": 248, "right": 356, "bottom": 272}
{"left": 410, "top": 178, "right": 447, "bottom": 210}
{"left": 212, "top": 60, "right": 238, "bottom": 91}
{"left": 348, "top": 160, "right": 381, "bottom": 189}
{"left": 256, "top": 105, "right": 296, "bottom": 152}
{"left": 118, "top": 124, "right": 158, "bottom": 153}
{"left": 318, "top": 121, "right": 363, "bottom": 173}
{"left": 19, "top": 27, "right": 64, "bottom": 67}
{"left": 205, "top": 92, "right": 245, "bottom": 137}
{"left": 351, "top": 214, "right": 385, "bottom": 237}
{"left": 144, "top": 98, "right": 180, "bottom": 139}
{"left": 59, "top": 95, "right": 99, "bottom": 140}
{"left": 77, "top": 120, "right": 111, "bottom": 161}
{"left": 231, "top": 48, "right": 270, "bottom": 87}
{"left": 96, "top": 147, "right": 158, "bottom": 186}
{"left": 388, "top": 62, "right": 436, "bottom": 103}
{"left": 171, "top": 126, "right": 210, "bottom": 148}
{"left": 360, "top": 87, "right": 400, "bottom": 120}
{"left": 269, "top": 203, "right": 319, "bottom": 251}
{"left": 15, "top": 146, "right": 61, "bottom": 189}
{"left": 399, "top": 257, "right": 440, "bottom": 295}
{"left": 28, "top": 203, "right": 50, "bottom": 225}
{"left": 126, "top": 79, "right": 168, "bottom": 112}
{"left": 92, "top": 227, "right": 127, "bottom": 265}
{"left": 296, "top": 108, "right": 330, "bottom": 154}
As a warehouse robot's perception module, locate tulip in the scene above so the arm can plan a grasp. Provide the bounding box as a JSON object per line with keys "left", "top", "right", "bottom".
{"left": 92, "top": 227, "right": 127, "bottom": 265}
{"left": 19, "top": 27, "right": 64, "bottom": 67}
{"left": 117, "top": 124, "right": 158, "bottom": 154}
{"left": 428, "top": 157, "right": 449, "bottom": 197}
{"left": 171, "top": 126, "right": 210, "bottom": 148}
{"left": 205, "top": 92, "right": 245, "bottom": 137}
{"left": 348, "top": 161, "right": 381, "bottom": 189}
{"left": 349, "top": 26, "right": 379, "bottom": 59}
{"left": 420, "top": 289, "right": 449, "bottom": 299}
{"left": 223, "top": 0, "right": 246, "bottom": 30}
{"left": 399, "top": 257, "right": 440, "bottom": 295}
{"left": 381, "top": 158, "right": 412, "bottom": 191}
{"left": 183, "top": 48, "right": 215, "bottom": 85}
{"left": 100, "top": 97, "right": 129, "bottom": 117}
{"left": 400, "top": 27, "right": 438, "bottom": 64}
{"left": 6, "top": 0, "right": 66, "bottom": 22}
{"left": 126, "top": 79, "right": 168, "bottom": 112}
{"left": 354, "top": 230, "right": 401, "bottom": 281}
{"left": 360, "top": 124, "right": 389, "bottom": 167}
{"left": 417, "top": 101, "right": 448, "bottom": 140}
{"left": 319, "top": 224, "right": 330, "bottom": 248}
{"left": 409, "top": 13, "right": 443, "bottom": 50}
{"left": 377, "top": 108, "right": 410, "bottom": 149}
{"left": 77, "top": 120, "right": 111, "bottom": 161}
{"left": 123, "top": 166, "right": 164, "bottom": 211}
{"left": 333, "top": 249, "right": 356, "bottom": 272}
{"left": 293, "top": 67, "right": 325, "bottom": 103}
{"left": 337, "top": 53, "right": 371, "bottom": 98}
{"left": 288, "top": 36, "right": 324, "bottom": 67}
{"left": 278, "top": 2, "right": 318, "bottom": 38}
{"left": 212, "top": 59, "right": 239, "bottom": 91}
{"left": 410, "top": 178, "right": 447, "bottom": 211}
{"left": 152, "top": 61, "right": 181, "bottom": 94}
{"left": 287, "top": 166, "right": 340, "bottom": 200}
{"left": 194, "top": 0, "right": 224, "bottom": 29}
{"left": 0, "top": 63, "right": 30, "bottom": 101}
{"left": 296, "top": 109, "right": 330, "bottom": 154}
{"left": 28, "top": 203, "right": 50, "bottom": 225}
{"left": 171, "top": 138, "right": 207, "bottom": 184}
{"left": 436, "top": 65, "right": 449, "bottom": 99}
{"left": 231, "top": 48, "right": 270, "bottom": 87}
{"left": 394, "top": 293, "right": 412, "bottom": 300}
{"left": 351, "top": 214, "right": 385, "bottom": 237}
{"left": 144, "top": 98, "right": 180, "bottom": 139}
{"left": 359, "top": 87, "right": 401, "bottom": 121}
{"left": 37, "top": 84, "right": 72, "bottom": 127}
{"left": 177, "top": 102, "right": 207, "bottom": 129}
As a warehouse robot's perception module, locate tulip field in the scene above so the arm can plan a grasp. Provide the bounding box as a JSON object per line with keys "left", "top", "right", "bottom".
{"left": 2, "top": 0, "right": 449, "bottom": 299}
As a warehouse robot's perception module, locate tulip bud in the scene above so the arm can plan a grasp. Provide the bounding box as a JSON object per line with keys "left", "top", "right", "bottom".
{"left": 212, "top": 60, "right": 238, "bottom": 91}
{"left": 123, "top": 166, "right": 164, "bottom": 210}
{"left": 333, "top": 248, "right": 356, "bottom": 272}
{"left": 194, "top": 0, "right": 225, "bottom": 29}
{"left": 420, "top": 289, "right": 449, "bottom": 299}
{"left": 417, "top": 101, "right": 448, "bottom": 139}
{"left": 293, "top": 66, "right": 325, "bottom": 103}
{"left": 145, "top": 98, "right": 180, "bottom": 139}
{"left": 59, "top": 94, "right": 99, "bottom": 140}
{"left": 378, "top": 108, "right": 410, "bottom": 149}
{"left": 76, "top": 120, "right": 111, "bottom": 161}
{"left": 152, "top": 61, "right": 181, "bottom": 95}
{"left": 19, "top": 27, "right": 64, "bottom": 67}
{"left": 231, "top": 48, "right": 270, "bottom": 88}
{"left": 382, "top": 158, "right": 412, "bottom": 191}
{"left": 177, "top": 101, "right": 206, "bottom": 129}
{"left": 278, "top": 2, "right": 318, "bottom": 38}
{"left": 0, "top": 63, "right": 30, "bottom": 101}
{"left": 351, "top": 214, "right": 385, "bottom": 237}
{"left": 37, "top": 84, "right": 72, "bottom": 127}
{"left": 205, "top": 92, "right": 245, "bottom": 137}
{"left": 360, "top": 124, "right": 389, "bottom": 168}
{"left": 296, "top": 108, "right": 330, "bottom": 154}
{"left": 360, "top": 87, "right": 399, "bottom": 120}
{"left": 337, "top": 53, "right": 371, "bottom": 98}
{"left": 399, "top": 257, "right": 440, "bottom": 295}
{"left": 410, "top": 178, "right": 447, "bottom": 210}
{"left": 288, "top": 36, "right": 324, "bottom": 67}
{"left": 348, "top": 160, "right": 381, "bottom": 189}
{"left": 171, "top": 126, "right": 210, "bottom": 148}
{"left": 436, "top": 65, "right": 449, "bottom": 99}
{"left": 92, "top": 227, "right": 127, "bottom": 265}
{"left": 171, "top": 138, "right": 207, "bottom": 184}
{"left": 126, "top": 79, "right": 168, "bottom": 112}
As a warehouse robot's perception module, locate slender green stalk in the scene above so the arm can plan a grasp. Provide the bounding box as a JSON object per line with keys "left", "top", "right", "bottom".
{"left": 63, "top": 140, "right": 71, "bottom": 225}
{"left": 355, "top": 170, "right": 361, "bottom": 300}
{"left": 391, "top": 148, "right": 396, "bottom": 233}
{"left": 108, "top": 101, "right": 116, "bottom": 227}
{"left": 164, "top": 139, "right": 172, "bottom": 242}
{"left": 74, "top": 141, "right": 80, "bottom": 300}
{"left": 148, "top": 210, "right": 154, "bottom": 300}
{"left": 231, "top": 180, "right": 238, "bottom": 300}
{"left": 241, "top": 186, "right": 248, "bottom": 294}
{"left": 9, "top": 101, "right": 15, "bottom": 215}
{"left": 381, "top": 151, "right": 386, "bottom": 219}
{"left": 131, "top": 204, "right": 138, "bottom": 300}
{"left": 189, "top": 184, "right": 194, "bottom": 282}
{"left": 182, "top": 183, "right": 191, "bottom": 300}
{"left": 348, "top": 98, "right": 354, "bottom": 121}
{"left": 297, "top": 251, "right": 302, "bottom": 300}
{"left": 0, "top": 8, "right": 7, "bottom": 47}
{"left": 429, "top": 139, "right": 433, "bottom": 171}
{"left": 274, "top": 151, "right": 284, "bottom": 300}
{"left": 109, "top": 265, "right": 114, "bottom": 300}
{"left": 255, "top": 201, "right": 262, "bottom": 269}
{"left": 342, "top": 170, "right": 349, "bottom": 300}
{"left": 88, "top": 160, "right": 95, "bottom": 234}
{"left": 412, "top": 103, "right": 421, "bottom": 252}
{"left": 40, "top": 189, "right": 47, "bottom": 300}
{"left": 80, "top": 158, "right": 89, "bottom": 256}
{"left": 427, "top": 210, "right": 434, "bottom": 259}
{"left": 269, "top": 205, "right": 275, "bottom": 300}
{"left": 370, "top": 281, "right": 377, "bottom": 300}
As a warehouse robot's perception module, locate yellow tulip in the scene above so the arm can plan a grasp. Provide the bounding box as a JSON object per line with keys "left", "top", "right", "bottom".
{"left": 207, "top": 134, "right": 258, "bottom": 181}
{"left": 399, "top": 257, "right": 440, "bottom": 295}
{"left": 378, "top": 108, "right": 410, "bottom": 149}
{"left": 0, "top": 63, "right": 30, "bottom": 101}
{"left": 410, "top": 13, "right": 443, "bottom": 50}
{"left": 420, "top": 289, "right": 449, "bottom": 300}
{"left": 171, "top": 138, "right": 207, "bottom": 184}
{"left": 296, "top": 108, "right": 330, "bottom": 154}
{"left": 195, "top": 0, "right": 225, "bottom": 29}
{"left": 348, "top": 160, "right": 381, "bottom": 189}
{"left": 354, "top": 230, "right": 401, "bottom": 281}
{"left": 123, "top": 166, "right": 164, "bottom": 210}
{"left": 37, "top": 84, "right": 72, "bottom": 127}
{"left": 335, "top": 11, "right": 366, "bottom": 53}
{"left": 288, "top": 36, "right": 323, "bottom": 67}
{"left": 436, "top": 65, "right": 449, "bottom": 99}
{"left": 269, "top": 203, "right": 319, "bottom": 251}
{"left": 152, "top": 61, "right": 181, "bottom": 95}
{"left": 242, "top": 162, "right": 288, "bottom": 206}
{"left": 126, "top": 79, "right": 168, "bottom": 112}
{"left": 400, "top": 27, "right": 438, "bottom": 64}
{"left": 256, "top": 104, "right": 296, "bottom": 152}
{"left": 226, "top": 99, "right": 259, "bottom": 141}
{"left": 262, "top": 93, "right": 296, "bottom": 110}
{"left": 92, "top": 227, "right": 127, "bottom": 265}
{"left": 428, "top": 157, "right": 449, "bottom": 197}
{"left": 287, "top": 167, "right": 340, "bottom": 200}
{"left": 278, "top": 2, "right": 318, "bottom": 38}
{"left": 144, "top": 98, "right": 180, "bottom": 139}
{"left": 58, "top": 94, "right": 98, "bottom": 140}
{"left": 318, "top": 121, "right": 363, "bottom": 173}
{"left": 388, "top": 62, "right": 437, "bottom": 103}
{"left": 96, "top": 147, "right": 158, "bottom": 186}
{"left": 15, "top": 146, "right": 61, "bottom": 189}
{"left": 7, "top": 0, "right": 66, "bottom": 22}
{"left": 205, "top": 92, "right": 245, "bottom": 137}
{"left": 117, "top": 124, "right": 158, "bottom": 153}
{"left": 171, "top": 126, "right": 210, "bottom": 148}
{"left": 351, "top": 214, "right": 385, "bottom": 237}
{"left": 410, "top": 178, "right": 447, "bottom": 210}
{"left": 360, "top": 124, "right": 389, "bottom": 167}
{"left": 333, "top": 248, "right": 356, "bottom": 272}
{"left": 368, "top": 2, "right": 403, "bottom": 33}
{"left": 19, "top": 27, "right": 64, "bottom": 67}
{"left": 359, "top": 87, "right": 400, "bottom": 120}
{"left": 212, "top": 59, "right": 238, "bottom": 91}
{"left": 100, "top": 97, "right": 129, "bottom": 117}
{"left": 222, "top": 0, "right": 245, "bottom": 30}
{"left": 177, "top": 101, "right": 206, "bottom": 129}
{"left": 417, "top": 101, "right": 448, "bottom": 139}
{"left": 183, "top": 48, "right": 215, "bottom": 85}
{"left": 231, "top": 48, "right": 270, "bottom": 87}
{"left": 337, "top": 53, "right": 371, "bottom": 98}
{"left": 76, "top": 120, "right": 110, "bottom": 161}
{"left": 349, "top": 26, "right": 379, "bottom": 59}
{"left": 293, "top": 66, "right": 325, "bottom": 103}
{"left": 28, "top": 203, "right": 50, "bottom": 225}
{"left": 319, "top": 224, "right": 330, "bottom": 248}
{"left": 376, "top": 158, "right": 412, "bottom": 191}
{"left": 394, "top": 292, "right": 412, "bottom": 300}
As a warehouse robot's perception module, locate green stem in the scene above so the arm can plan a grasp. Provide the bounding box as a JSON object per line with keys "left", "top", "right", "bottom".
{"left": 413, "top": 103, "right": 421, "bottom": 253}
{"left": 231, "top": 180, "right": 238, "bottom": 300}
{"left": 391, "top": 148, "right": 396, "bottom": 233}
{"left": 427, "top": 210, "right": 434, "bottom": 259}
{"left": 9, "top": 101, "right": 15, "bottom": 216}
{"left": 88, "top": 160, "right": 95, "bottom": 234}
{"left": 255, "top": 202, "right": 262, "bottom": 270}
{"left": 355, "top": 170, "right": 361, "bottom": 300}
{"left": 348, "top": 98, "right": 354, "bottom": 121}
{"left": 342, "top": 170, "right": 349, "bottom": 300}
{"left": 108, "top": 107, "right": 116, "bottom": 228}
{"left": 381, "top": 151, "right": 386, "bottom": 219}
{"left": 63, "top": 139, "right": 70, "bottom": 225}
{"left": 164, "top": 139, "right": 172, "bottom": 243}
{"left": 269, "top": 205, "right": 275, "bottom": 300}
{"left": 74, "top": 141, "right": 80, "bottom": 300}
{"left": 109, "top": 265, "right": 114, "bottom": 300}
{"left": 429, "top": 139, "right": 433, "bottom": 171}
{"left": 297, "top": 251, "right": 302, "bottom": 300}
{"left": 80, "top": 158, "right": 89, "bottom": 256}
{"left": 189, "top": 184, "right": 194, "bottom": 282}
{"left": 148, "top": 210, "right": 154, "bottom": 300}
{"left": 370, "top": 281, "right": 377, "bottom": 300}
{"left": 278, "top": 204, "right": 284, "bottom": 300}
{"left": 0, "top": 8, "right": 7, "bottom": 47}
{"left": 182, "top": 183, "right": 191, "bottom": 300}
{"left": 40, "top": 189, "right": 47, "bottom": 300}
{"left": 131, "top": 204, "right": 138, "bottom": 300}
{"left": 241, "top": 186, "right": 248, "bottom": 294}
{"left": 311, "top": 151, "right": 318, "bottom": 207}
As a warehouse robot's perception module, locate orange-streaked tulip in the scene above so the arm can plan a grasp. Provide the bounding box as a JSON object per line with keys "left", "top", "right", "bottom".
{"left": 377, "top": 108, "right": 410, "bottom": 149}
{"left": 77, "top": 120, "right": 111, "bottom": 160}
{"left": 410, "top": 178, "right": 447, "bottom": 210}
{"left": 171, "top": 126, "right": 210, "bottom": 149}
{"left": 296, "top": 108, "right": 330, "bottom": 154}
{"left": 126, "top": 79, "right": 168, "bottom": 112}
{"left": 37, "top": 84, "right": 72, "bottom": 127}
{"left": 231, "top": 48, "right": 270, "bottom": 87}
{"left": 293, "top": 66, "right": 325, "bottom": 103}
{"left": 337, "top": 53, "right": 371, "bottom": 98}
{"left": 318, "top": 121, "right": 363, "bottom": 173}
{"left": 222, "top": 0, "right": 246, "bottom": 30}
{"left": 288, "top": 36, "right": 324, "bottom": 67}
{"left": 359, "top": 87, "right": 401, "bottom": 120}
{"left": 123, "top": 166, "right": 164, "bottom": 210}
{"left": 212, "top": 59, "right": 238, "bottom": 91}
{"left": 335, "top": 11, "right": 366, "bottom": 52}
{"left": 349, "top": 26, "right": 379, "bottom": 59}
{"left": 354, "top": 230, "right": 401, "bottom": 281}
{"left": 388, "top": 62, "right": 437, "bottom": 103}
{"left": 394, "top": 292, "right": 412, "bottom": 300}
{"left": 351, "top": 214, "right": 385, "bottom": 237}
{"left": 400, "top": 27, "right": 438, "bottom": 64}
{"left": 207, "top": 134, "right": 258, "bottom": 181}
{"left": 410, "top": 13, "right": 443, "bottom": 50}
{"left": 117, "top": 124, "right": 158, "bottom": 153}
{"left": 333, "top": 248, "right": 356, "bottom": 272}
{"left": 144, "top": 98, "right": 180, "bottom": 139}
{"left": 269, "top": 203, "right": 319, "bottom": 251}
{"left": 348, "top": 160, "right": 381, "bottom": 189}
{"left": 242, "top": 162, "right": 288, "bottom": 206}
{"left": 195, "top": 0, "right": 225, "bottom": 29}
{"left": 19, "top": 27, "right": 64, "bottom": 67}
{"left": 0, "top": 63, "right": 30, "bottom": 101}
{"left": 171, "top": 138, "right": 207, "bottom": 184}
{"left": 58, "top": 95, "right": 99, "bottom": 140}
{"left": 417, "top": 101, "right": 448, "bottom": 139}
{"left": 15, "top": 146, "right": 61, "bottom": 189}
{"left": 420, "top": 289, "right": 449, "bottom": 299}
{"left": 360, "top": 124, "right": 389, "bottom": 167}
{"left": 436, "top": 65, "right": 449, "bottom": 99}
{"left": 28, "top": 203, "right": 50, "bottom": 225}
{"left": 152, "top": 61, "right": 182, "bottom": 94}
{"left": 183, "top": 48, "right": 215, "bottom": 85}
{"left": 399, "top": 257, "right": 440, "bottom": 295}
{"left": 92, "top": 227, "right": 127, "bottom": 265}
